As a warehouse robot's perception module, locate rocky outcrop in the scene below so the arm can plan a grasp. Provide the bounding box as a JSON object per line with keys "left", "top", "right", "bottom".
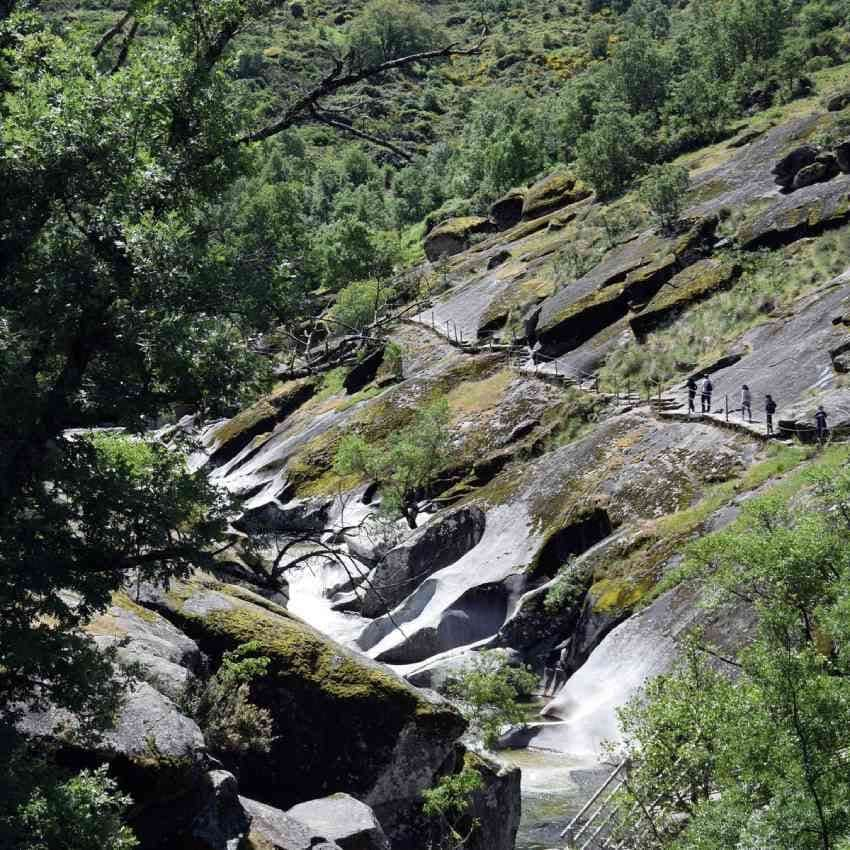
{"left": 287, "top": 794, "right": 390, "bottom": 850}
{"left": 138, "top": 577, "right": 469, "bottom": 847}
{"left": 530, "top": 578, "right": 757, "bottom": 757}
{"left": 242, "top": 796, "right": 342, "bottom": 849}
{"left": 424, "top": 217, "right": 494, "bottom": 261}
{"left": 772, "top": 144, "right": 820, "bottom": 189}
{"left": 203, "top": 378, "right": 317, "bottom": 468}
{"left": 522, "top": 172, "right": 591, "bottom": 221}
{"left": 630, "top": 257, "right": 742, "bottom": 338}
{"left": 360, "top": 505, "right": 487, "bottom": 617}
{"left": 534, "top": 216, "right": 718, "bottom": 356}
{"left": 490, "top": 188, "right": 526, "bottom": 230}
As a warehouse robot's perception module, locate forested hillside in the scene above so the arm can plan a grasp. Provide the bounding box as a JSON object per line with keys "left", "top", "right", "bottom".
{"left": 4, "top": 0, "right": 850, "bottom": 846}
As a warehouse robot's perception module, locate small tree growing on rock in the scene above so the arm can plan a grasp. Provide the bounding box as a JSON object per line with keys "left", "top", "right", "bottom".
{"left": 445, "top": 652, "right": 538, "bottom": 749}
{"left": 334, "top": 397, "right": 453, "bottom": 529}
{"left": 639, "top": 163, "right": 690, "bottom": 234}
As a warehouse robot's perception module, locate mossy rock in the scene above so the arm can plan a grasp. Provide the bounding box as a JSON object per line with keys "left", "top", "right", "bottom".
{"left": 424, "top": 216, "right": 494, "bottom": 262}
{"left": 153, "top": 578, "right": 465, "bottom": 817}
{"left": 630, "top": 257, "right": 742, "bottom": 337}
{"left": 589, "top": 575, "right": 654, "bottom": 613}
{"left": 206, "top": 378, "right": 317, "bottom": 467}
{"left": 490, "top": 187, "right": 527, "bottom": 230}
{"left": 521, "top": 171, "right": 591, "bottom": 221}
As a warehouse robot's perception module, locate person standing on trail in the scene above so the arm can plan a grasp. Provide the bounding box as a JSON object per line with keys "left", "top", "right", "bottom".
{"left": 701, "top": 375, "right": 713, "bottom": 414}
{"left": 741, "top": 384, "right": 752, "bottom": 422}
{"left": 815, "top": 405, "right": 829, "bottom": 442}
{"left": 687, "top": 377, "right": 697, "bottom": 414}
{"left": 765, "top": 394, "right": 777, "bottom": 435}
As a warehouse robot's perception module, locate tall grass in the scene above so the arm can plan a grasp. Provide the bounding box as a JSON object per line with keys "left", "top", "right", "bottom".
{"left": 599, "top": 224, "right": 850, "bottom": 388}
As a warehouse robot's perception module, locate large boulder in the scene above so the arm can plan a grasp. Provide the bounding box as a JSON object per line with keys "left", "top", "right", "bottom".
{"left": 139, "top": 577, "right": 467, "bottom": 847}
{"left": 826, "top": 89, "right": 850, "bottom": 111}
{"left": 771, "top": 144, "right": 819, "bottom": 188}
{"left": 424, "top": 217, "right": 493, "bottom": 262}
{"left": 360, "top": 505, "right": 487, "bottom": 617}
{"left": 630, "top": 257, "right": 742, "bottom": 338}
{"left": 86, "top": 591, "right": 201, "bottom": 702}
{"left": 836, "top": 140, "right": 850, "bottom": 173}
{"left": 203, "top": 378, "right": 317, "bottom": 468}
{"left": 521, "top": 171, "right": 591, "bottom": 221}
{"left": 241, "top": 796, "right": 342, "bottom": 849}
{"left": 489, "top": 187, "right": 526, "bottom": 230}
{"left": 287, "top": 794, "right": 390, "bottom": 850}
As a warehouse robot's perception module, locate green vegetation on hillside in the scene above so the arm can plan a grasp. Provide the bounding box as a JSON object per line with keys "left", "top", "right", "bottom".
{"left": 610, "top": 457, "right": 850, "bottom": 849}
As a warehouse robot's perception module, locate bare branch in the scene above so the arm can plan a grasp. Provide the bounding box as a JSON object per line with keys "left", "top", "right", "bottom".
{"left": 311, "top": 109, "right": 414, "bottom": 162}
{"left": 239, "top": 34, "right": 486, "bottom": 145}
{"left": 92, "top": 11, "right": 131, "bottom": 59}
{"left": 110, "top": 19, "right": 139, "bottom": 75}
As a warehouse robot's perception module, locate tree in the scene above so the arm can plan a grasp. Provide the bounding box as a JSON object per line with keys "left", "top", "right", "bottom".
{"left": 575, "top": 104, "right": 652, "bottom": 199}
{"left": 0, "top": 0, "right": 481, "bottom": 766}
{"left": 639, "top": 163, "right": 690, "bottom": 233}
{"left": 445, "top": 652, "right": 537, "bottom": 748}
{"left": 334, "top": 397, "right": 453, "bottom": 528}
{"left": 611, "top": 478, "right": 850, "bottom": 850}
{"left": 346, "top": 0, "right": 442, "bottom": 69}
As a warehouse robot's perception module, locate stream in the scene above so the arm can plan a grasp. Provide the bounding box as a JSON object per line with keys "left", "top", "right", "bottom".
{"left": 285, "top": 559, "right": 602, "bottom": 848}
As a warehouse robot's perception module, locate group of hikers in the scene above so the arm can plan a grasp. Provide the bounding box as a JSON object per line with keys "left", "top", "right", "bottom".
{"left": 685, "top": 375, "right": 830, "bottom": 441}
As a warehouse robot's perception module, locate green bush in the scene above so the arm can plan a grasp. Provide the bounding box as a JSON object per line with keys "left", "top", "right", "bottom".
{"left": 445, "top": 652, "right": 538, "bottom": 748}
{"left": 196, "top": 642, "right": 273, "bottom": 760}
{"left": 331, "top": 279, "right": 395, "bottom": 333}
{"left": 638, "top": 162, "right": 690, "bottom": 233}
{"left": 586, "top": 22, "right": 612, "bottom": 58}
{"left": 15, "top": 766, "right": 138, "bottom": 850}
{"left": 544, "top": 563, "right": 587, "bottom": 614}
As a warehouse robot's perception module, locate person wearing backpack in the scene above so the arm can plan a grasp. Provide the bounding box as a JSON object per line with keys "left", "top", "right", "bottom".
{"left": 765, "top": 394, "right": 777, "bottom": 435}
{"left": 740, "top": 384, "right": 752, "bottom": 422}
{"left": 700, "top": 375, "right": 713, "bottom": 414}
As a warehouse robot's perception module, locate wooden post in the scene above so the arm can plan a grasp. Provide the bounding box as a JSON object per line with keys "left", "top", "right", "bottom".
{"left": 725, "top": 394, "right": 729, "bottom": 421}
{"left": 431, "top": 310, "right": 435, "bottom": 329}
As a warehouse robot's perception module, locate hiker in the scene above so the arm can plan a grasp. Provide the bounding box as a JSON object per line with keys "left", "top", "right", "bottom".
{"left": 740, "top": 384, "right": 752, "bottom": 422}
{"left": 687, "top": 377, "right": 697, "bottom": 414}
{"left": 765, "top": 394, "right": 777, "bottom": 435}
{"left": 701, "top": 375, "right": 713, "bottom": 413}
{"left": 815, "top": 405, "right": 829, "bottom": 442}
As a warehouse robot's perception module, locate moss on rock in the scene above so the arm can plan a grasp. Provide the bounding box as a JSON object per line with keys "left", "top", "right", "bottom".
{"left": 522, "top": 171, "right": 591, "bottom": 220}
{"left": 157, "top": 578, "right": 464, "bottom": 812}
{"left": 630, "top": 257, "right": 742, "bottom": 337}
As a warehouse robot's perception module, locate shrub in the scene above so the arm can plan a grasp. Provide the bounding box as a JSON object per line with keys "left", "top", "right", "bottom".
{"left": 422, "top": 767, "right": 483, "bottom": 849}
{"left": 196, "top": 642, "right": 273, "bottom": 760}
{"left": 586, "top": 23, "right": 612, "bottom": 58}
{"left": 638, "top": 162, "right": 690, "bottom": 233}
{"left": 331, "top": 279, "right": 395, "bottom": 333}
{"left": 544, "top": 562, "right": 587, "bottom": 614}
{"left": 445, "top": 652, "right": 538, "bottom": 748}
{"left": 15, "top": 765, "right": 138, "bottom": 850}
